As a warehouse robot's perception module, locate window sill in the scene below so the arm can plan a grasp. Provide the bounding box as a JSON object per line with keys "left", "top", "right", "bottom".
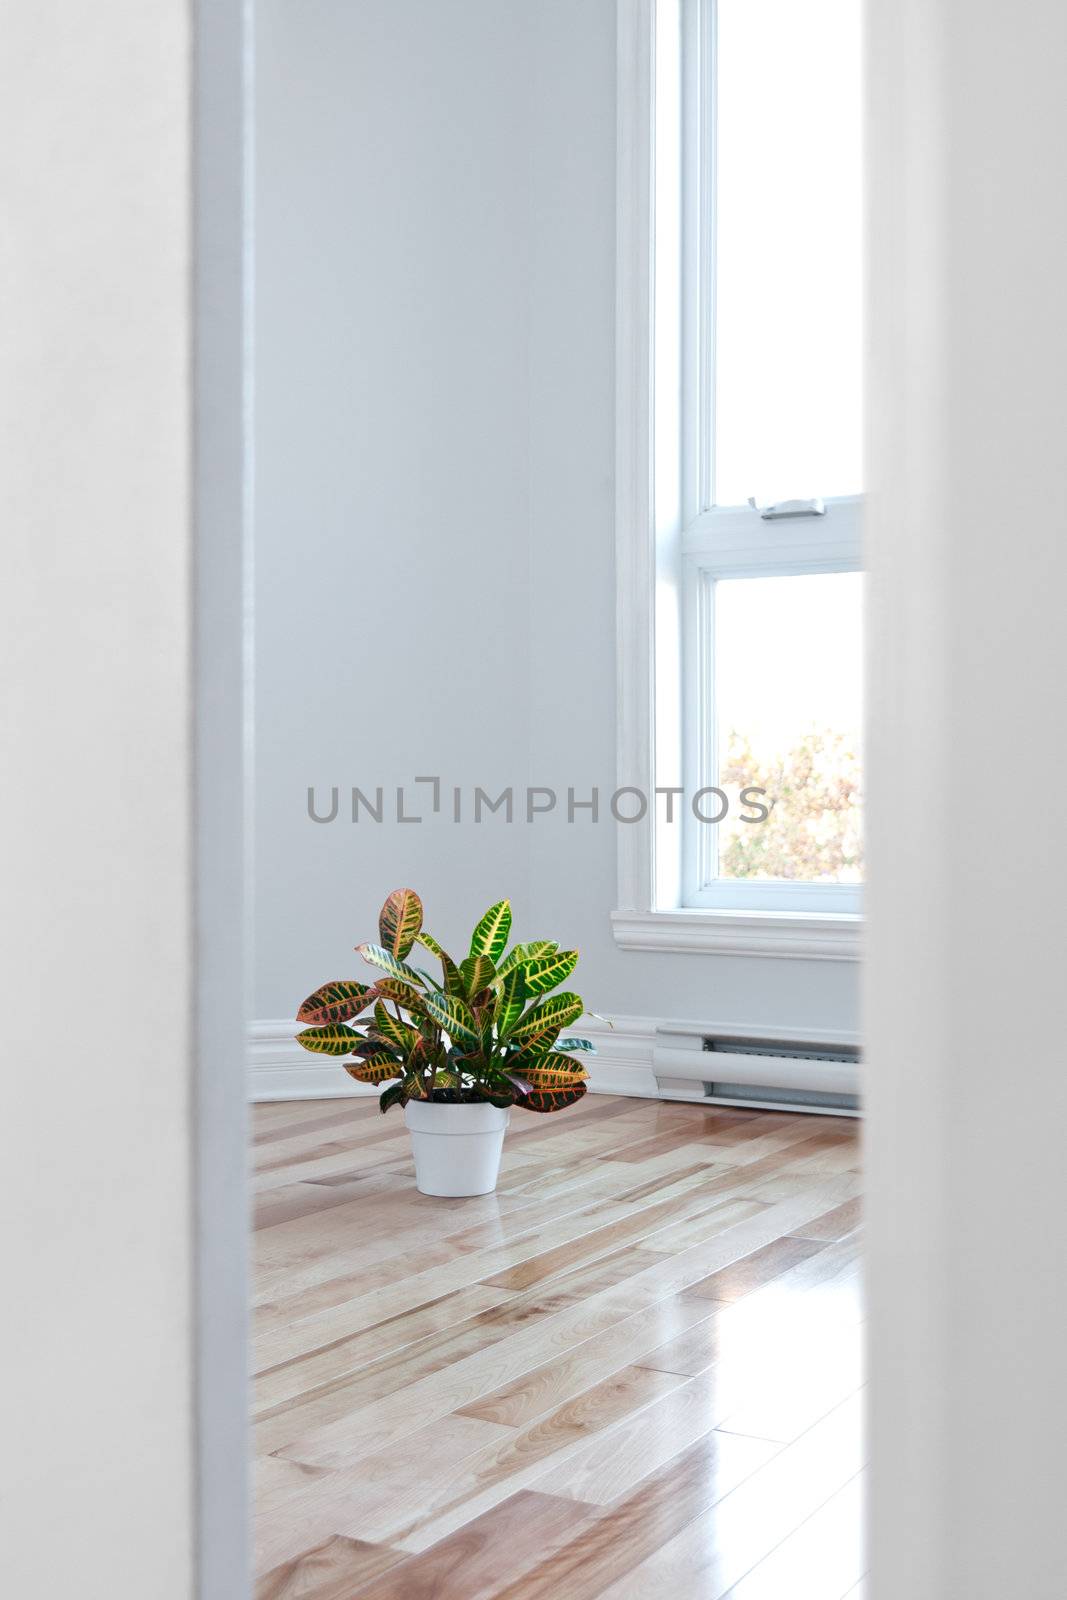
{"left": 610, "top": 907, "right": 863, "bottom": 961}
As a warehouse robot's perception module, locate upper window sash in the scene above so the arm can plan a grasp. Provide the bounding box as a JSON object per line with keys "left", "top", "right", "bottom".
{"left": 669, "top": 0, "right": 864, "bottom": 530}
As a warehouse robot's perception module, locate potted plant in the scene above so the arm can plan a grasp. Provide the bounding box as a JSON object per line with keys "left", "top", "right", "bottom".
{"left": 294, "top": 889, "right": 596, "bottom": 1196}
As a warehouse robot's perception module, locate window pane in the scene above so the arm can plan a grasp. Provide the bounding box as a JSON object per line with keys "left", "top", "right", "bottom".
{"left": 713, "top": 0, "right": 863, "bottom": 507}
{"left": 713, "top": 573, "right": 863, "bottom": 882}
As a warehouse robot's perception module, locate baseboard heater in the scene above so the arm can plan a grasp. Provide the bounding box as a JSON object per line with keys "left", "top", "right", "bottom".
{"left": 652, "top": 1026, "right": 861, "bottom": 1116}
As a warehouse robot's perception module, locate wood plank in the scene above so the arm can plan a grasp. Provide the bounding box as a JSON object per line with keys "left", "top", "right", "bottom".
{"left": 685, "top": 1235, "right": 829, "bottom": 1302}
{"left": 791, "top": 1195, "right": 863, "bottom": 1242}
{"left": 255, "top": 1536, "right": 404, "bottom": 1600}
{"left": 481, "top": 1194, "right": 767, "bottom": 1294}
{"left": 253, "top": 1283, "right": 515, "bottom": 1413}
{"left": 253, "top": 1098, "right": 373, "bottom": 1132}
{"left": 329, "top": 1489, "right": 604, "bottom": 1600}
{"left": 254, "top": 1175, "right": 406, "bottom": 1232}
{"left": 255, "top": 1413, "right": 511, "bottom": 1574}
{"left": 536, "top": 1371, "right": 773, "bottom": 1505}
{"left": 461, "top": 1431, "right": 778, "bottom": 1600}
{"left": 458, "top": 1294, "right": 719, "bottom": 1428}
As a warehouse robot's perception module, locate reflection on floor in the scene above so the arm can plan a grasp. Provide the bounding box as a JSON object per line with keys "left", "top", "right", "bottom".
{"left": 251, "top": 1093, "right": 865, "bottom": 1600}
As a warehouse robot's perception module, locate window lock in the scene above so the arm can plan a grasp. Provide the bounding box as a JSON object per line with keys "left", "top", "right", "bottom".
{"left": 747, "top": 496, "right": 827, "bottom": 520}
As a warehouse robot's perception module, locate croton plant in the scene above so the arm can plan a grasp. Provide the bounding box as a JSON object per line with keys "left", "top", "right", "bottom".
{"left": 295, "top": 889, "right": 595, "bottom": 1113}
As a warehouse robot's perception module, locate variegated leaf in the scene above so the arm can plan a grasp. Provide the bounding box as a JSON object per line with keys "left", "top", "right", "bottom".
{"left": 296, "top": 980, "right": 377, "bottom": 1026}
{"left": 495, "top": 966, "right": 528, "bottom": 1038}
{"left": 459, "top": 954, "right": 497, "bottom": 998}
{"left": 357, "top": 942, "right": 425, "bottom": 988}
{"left": 378, "top": 888, "right": 423, "bottom": 959}
{"left": 419, "top": 987, "right": 480, "bottom": 1045}
{"left": 345, "top": 1057, "right": 399, "bottom": 1086}
{"left": 469, "top": 899, "right": 512, "bottom": 962}
{"left": 295, "top": 1023, "right": 362, "bottom": 1056}
{"left": 415, "top": 932, "right": 464, "bottom": 995}
{"left": 519, "top": 1053, "right": 590, "bottom": 1090}
{"left": 515, "top": 948, "right": 578, "bottom": 996}
{"left": 348, "top": 1037, "right": 400, "bottom": 1063}
{"left": 371, "top": 1002, "right": 418, "bottom": 1054}
{"left": 441, "top": 952, "right": 466, "bottom": 996}
{"left": 508, "top": 992, "right": 584, "bottom": 1042}
{"left": 516, "top": 1082, "right": 588, "bottom": 1113}
{"left": 375, "top": 978, "right": 428, "bottom": 1014}
{"left": 557, "top": 1036, "right": 596, "bottom": 1053}
{"left": 495, "top": 940, "right": 557, "bottom": 981}
{"left": 477, "top": 1004, "right": 496, "bottom": 1056}
{"left": 507, "top": 1029, "right": 561, "bottom": 1067}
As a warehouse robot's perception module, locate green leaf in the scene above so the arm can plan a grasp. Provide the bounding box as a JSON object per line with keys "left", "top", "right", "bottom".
{"left": 296, "top": 980, "right": 377, "bottom": 1026}
{"left": 378, "top": 888, "right": 424, "bottom": 959}
{"left": 495, "top": 940, "right": 556, "bottom": 981}
{"left": 460, "top": 954, "right": 497, "bottom": 998}
{"left": 415, "top": 932, "right": 464, "bottom": 995}
{"left": 508, "top": 992, "right": 584, "bottom": 1042}
{"left": 378, "top": 1081, "right": 406, "bottom": 1112}
{"left": 477, "top": 1005, "right": 496, "bottom": 1057}
{"left": 515, "top": 1082, "right": 587, "bottom": 1114}
{"left": 371, "top": 1002, "right": 418, "bottom": 1054}
{"left": 514, "top": 949, "right": 578, "bottom": 996}
{"left": 469, "top": 899, "right": 512, "bottom": 962}
{"left": 347, "top": 1057, "right": 400, "bottom": 1086}
{"left": 429, "top": 1066, "right": 462, "bottom": 1091}
{"left": 420, "top": 987, "right": 481, "bottom": 1046}
{"left": 296, "top": 1023, "right": 363, "bottom": 1056}
{"left": 495, "top": 967, "right": 528, "bottom": 1038}
{"left": 357, "top": 942, "right": 426, "bottom": 988}
{"left": 556, "top": 1036, "right": 596, "bottom": 1053}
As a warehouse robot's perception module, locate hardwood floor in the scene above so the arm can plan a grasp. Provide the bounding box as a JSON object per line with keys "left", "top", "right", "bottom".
{"left": 251, "top": 1094, "right": 865, "bottom": 1599}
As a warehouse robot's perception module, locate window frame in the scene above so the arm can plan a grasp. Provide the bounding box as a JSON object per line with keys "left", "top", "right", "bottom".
{"left": 612, "top": 0, "right": 863, "bottom": 959}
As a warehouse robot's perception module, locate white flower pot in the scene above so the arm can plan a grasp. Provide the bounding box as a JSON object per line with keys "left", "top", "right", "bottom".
{"left": 404, "top": 1100, "right": 510, "bottom": 1197}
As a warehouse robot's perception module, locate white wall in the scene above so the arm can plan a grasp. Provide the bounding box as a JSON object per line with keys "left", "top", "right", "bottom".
{"left": 866, "top": 0, "right": 1067, "bottom": 1593}
{"left": 0, "top": 3, "right": 198, "bottom": 1596}
{"left": 253, "top": 0, "right": 858, "bottom": 1039}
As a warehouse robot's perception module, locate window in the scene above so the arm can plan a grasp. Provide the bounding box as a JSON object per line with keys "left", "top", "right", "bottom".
{"left": 614, "top": 0, "right": 863, "bottom": 954}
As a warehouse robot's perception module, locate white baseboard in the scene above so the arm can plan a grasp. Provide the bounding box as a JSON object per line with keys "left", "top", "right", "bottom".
{"left": 247, "top": 1015, "right": 660, "bottom": 1103}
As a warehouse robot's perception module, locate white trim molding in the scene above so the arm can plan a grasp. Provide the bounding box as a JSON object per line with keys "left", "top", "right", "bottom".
{"left": 611, "top": 907, "right": 862, "bottom": 960}
{"left": 615, "top": 0, "right": 658, "bottom": 918}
